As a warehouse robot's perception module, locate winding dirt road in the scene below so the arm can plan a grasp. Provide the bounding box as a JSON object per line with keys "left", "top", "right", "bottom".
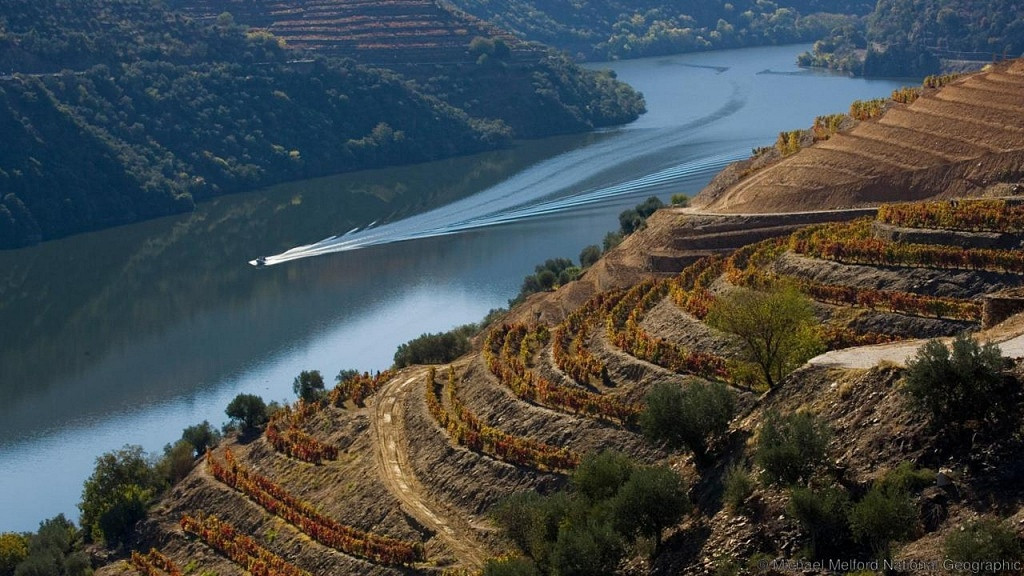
{"left": 809, "top": 331, "right": 1024, "bottom": 369}
{"left": 371, "top": 369, "right": 488, "bottom": 568}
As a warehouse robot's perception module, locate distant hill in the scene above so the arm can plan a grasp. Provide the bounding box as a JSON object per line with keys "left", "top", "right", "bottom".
{"left": 0, "top": 0, "right": 643, "bottom": 248}
{"left": 445, "top": 0, "right": 876, "bottom": 60}
{"left": 799, "top": 0, "right": 1024, "bottom": 76}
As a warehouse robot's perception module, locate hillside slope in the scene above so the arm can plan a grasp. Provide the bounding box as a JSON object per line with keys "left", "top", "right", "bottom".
{"left": 694, "top": 60, "right": 1024, "bottom": 214}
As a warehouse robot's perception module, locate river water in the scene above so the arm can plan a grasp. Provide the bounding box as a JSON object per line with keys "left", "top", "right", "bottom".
{"left": 0, "top": 45, "right": 910, "bottom": 531}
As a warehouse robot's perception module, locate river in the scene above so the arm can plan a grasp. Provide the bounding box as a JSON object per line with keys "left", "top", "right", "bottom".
{"left": 0, "top": 44, "right": 911, "bottom": 531}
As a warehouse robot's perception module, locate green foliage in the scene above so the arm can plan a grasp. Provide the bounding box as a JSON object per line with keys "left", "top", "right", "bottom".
{"left": 722, "top": 464, "right": 754, "bottom": 512}
{"left": 78, "top": 445, "right": 159, "bottom": 546}
{"left": 787, "top": 485, "right": 850, "bottom": 559}
{"left": 579, "top": 245, "right": 602, "bottom": 268}
{"left": 336, "top": 369, "right": 361, "bottom": 384}
{"left": 0, "top": 533, "right": 28, "bottom": 576}
{"left": 224, "top": 393, "right": 269, "bottom": 432}
{"left": 511, "top": 258, "right": 581, "bottom": 305}
{"left": 848, "top": 484, "right": 916, "bottom": 559}
{"left": 943, "top": 518, "right": 1023, "bottom": 570}
{"left": 902, "top": 334, "right": 1012, "bottom": 432}
{"left": 392, "top": 323, "right": 476, "bottom": 368}
{"left": 755, "top": 411, "right": 831, "bottom": 486}
{"left": 707, "top": 284, "right": 823, "bottom": 389}
{"left": 292, "top": 370, "right": 326, "bottom": 402}
{"left": 775, "top": 130, "right": 802, "bottom": 155}
{"left": 640, "top": 380, "right": 735, "bottom": 459}
{"left": 571, "top": 450, "right": 634, "bottom": 503}
{"left": 602, "top": 231, "right": 624, "bottom": 252}
{"left": 156, "top": 439, "right": 197, "bottom": 487}
{"left": 670, "top": 194, "right": 689, "bottom": 207}
{"left": 878, "top": 462, "right": 934, "bottom": 494}
{"left": 181, "top": 420, "right": 220, "bottom": 458}
{"left": 13, "top": 515, "right": 90, "bottom": 576}
{"left": 491, "top": 451, "right": 689, "bottom": 574}
{"left": 610, "top": 465, "right": 691, "bottom": 545}
{"left": 618, "top": 196, "right": 665, "bottom": 235}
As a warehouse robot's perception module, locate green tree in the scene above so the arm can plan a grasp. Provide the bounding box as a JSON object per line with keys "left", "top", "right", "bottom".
{"left": 0, "top": 533, "right": 28, "bottom": 576}
{"left": 550, "top": 520, "right": 623, "bottom": 576}
{"left": 181, "top": 420, "right": 220, "bottom": 457}
{"left": 640, "top": 380, "right": 735, "bottom": 460}
{"left": 579, "top": 244, "right": 601, "bottom": 268}
{"left": 225, "top": 393, "right": 269, "bottom": 432}
{"left": 156, "top": 439, "right": 197, "bottom": 486}
{"left": 755, "top": 411, "right": 831, "bottom": 486}
{"left": 79, "top": 445, "right": 158, "bottom": 546}
{"left": 611, "top": 465, "right": 690, "bottom": 547}
{"left": 571, "top": 450, "right": 634, "bottom": 503}
{"left": 902, "top": 334, "right": 1011, "bottom": 432}
{"left": 14, "top": 515, "right": 89, "bottom": 576}
{"left": 292, "top": 369, "right": 326, "bottom": 402}
{"left": 482, "top": 556, "right": 540, "bottom": 576}
{"left": 336, "top": 368, "right": 360, "bottom": 384}
{"left": 707, "top": 284, "right": 823, "bottom": 389}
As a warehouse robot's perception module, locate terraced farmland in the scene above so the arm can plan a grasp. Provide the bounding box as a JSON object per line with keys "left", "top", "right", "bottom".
{"left": 175, "top": 0, "right": 527, "bottom": 63}
{"left": 697, "top": 60, "right": 1024, "bottom": 214}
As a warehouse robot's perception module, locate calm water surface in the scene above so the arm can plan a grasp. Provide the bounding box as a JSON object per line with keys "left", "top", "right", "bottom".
{"left": 0, "top": 45, "right": 910, "bottom": 530}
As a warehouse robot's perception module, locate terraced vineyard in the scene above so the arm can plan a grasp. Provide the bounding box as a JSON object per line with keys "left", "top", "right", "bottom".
{"left": 174, "top": 0, "right": 527, "bottom": 63}
{"left": 697, "top": 60, "right": 1024, "bottom": 213}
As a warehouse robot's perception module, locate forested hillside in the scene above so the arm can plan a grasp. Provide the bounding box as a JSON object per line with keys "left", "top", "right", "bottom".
{"left": 446, "top": 0, "right": 876, "bottom": 59}
{"left": 799, "top": 0, "right": 1024, "bottom": 76}
{"left": 0, "top": 0, "right": 643, "bottom": 248}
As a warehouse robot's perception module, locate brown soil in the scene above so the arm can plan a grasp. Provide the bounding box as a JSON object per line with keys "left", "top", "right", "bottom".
{"left": 694, "top": 61, "right": 1024, "bottom": 214}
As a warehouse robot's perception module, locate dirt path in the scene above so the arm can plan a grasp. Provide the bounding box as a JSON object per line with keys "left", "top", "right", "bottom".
{"left": 371, "top": 369, "right": 488, "bottom": 568}
{"left": 809, "top": 332, "right": 1024, "bottom": 369}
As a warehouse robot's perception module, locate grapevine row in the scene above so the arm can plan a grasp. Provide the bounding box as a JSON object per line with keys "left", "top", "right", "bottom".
{"left": 877, "top": 199, "right": 1024, "bottom": 233}
{"left": 790, "top": 219, "right": 1024, "bottom": 274}
{"left": 180, "top": 514, "right": 310, "bottom": 576}
{"left": 607, "top": 280, "right": 728, "bottom": 380}
{"left": 425, "top": 367, "right": 580, "bottom": 472}
{"left": 329, "top": 370, "right": 395, "bottom": 407}
{"left": 485, "top": 324, "right": 640, "bottom": 424}
{"left": 130, "top": 549, "right": 183, "bottom": 576}
{"left": 550, "top": 290, "right": 623, "bottom": 385}
{"left": 206, "top": 449, "right": 424, "bottom": 565}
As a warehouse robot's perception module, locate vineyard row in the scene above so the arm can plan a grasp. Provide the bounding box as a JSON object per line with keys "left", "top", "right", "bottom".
{"left": 181, "top": 514, "right": 310, "bottom": 576}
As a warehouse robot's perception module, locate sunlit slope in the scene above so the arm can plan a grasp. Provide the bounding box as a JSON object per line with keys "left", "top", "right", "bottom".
{"left": 695, "top": 60, "right": 1024, "bottom": 214}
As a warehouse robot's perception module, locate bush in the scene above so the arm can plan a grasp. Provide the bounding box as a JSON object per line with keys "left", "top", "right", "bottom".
{"left": 571, "top": 450, "right": 634, "bottom": 503}
{"left": 483, "top": 556, "right": 540, "bottom": 576}
{"left": 879, "top": 461, "right": 933, "bottom": 494}
{"left": 511, "top": 258, "right": 581, "bottom": 304}
{"left": 550, "top": 521, "right": 623, "bottom": 576}
{"left": 722, "top": 464, "right": 754, "bottom": 512}
{"left": 79, "top": 445, "right": 159, "bottom": 546}
{"left": 156, "top": 439, "right": 197, "bottom": 486}
{"left": 393, "top": 324, "right": 476, "bottom": 367}
{"left": 944, "top": 518, "right": 1023, "bottom": 571}
{"left": 670, "top": 194, "right": 689, "bottom": 206}
{"left": 602, "top": 231, "right": 623, "bottom": 252}
{"left": 903, "top": 334, "right": 1012, "bottom": 431}
{"left": 610, "top": 465, "right": 690, "bottom": 546}
{"left": 787, "top": 485, "right": 850, "bottom": 558}
{"left": 13, "top": 516, "right": 90, "bottom": 576}
{"left": 640, "top": 380, "right": 735, "bottom": 460}
{"left": 848, "top": 484, "right": 916, "bottom": 559}
{"left": 225, "top": 393, "right": 269, "bottom": 432}
{"left": 579, "top": 244, "right": 601, "bottom": 268}
{"left": 755, "top": 411, "right": 831, "bottom": 486}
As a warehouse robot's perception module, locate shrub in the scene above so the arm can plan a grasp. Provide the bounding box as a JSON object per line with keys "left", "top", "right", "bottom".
{"left": 902, "top": 334, "right": 1011, "bottom": 431}
{"left": 722, "top": 464, "right": 754, "bottom": 512}
{"left": 755, "top": 411, "right": 831, "bottom": 486}
{"left": 670, "top": 194, "right": 689, "bottom": 206}
{"left": 292, "top": 369, "right": 325, "bottom": 402}
{"left": 787, "top": 485, "right": 850, "bottom": 558}
{"left": 879, "top": 461, "right": 933, "bottom": 494}
{"left": 571, "top": 450, "right": 634, "bottom": 503}
{"left": 848, "top": 484, "right": 916, "bottom": 559}
{"left": 14, "top": 515, "right": 90, "bottom": 576}
{"left": 611, "top": 465, "right": 690, "bottom": 546}
{"left": 225, "top": 393, "right": 269, "bottom": 431}
{"left": 483, "top": 556, "right": 541, "bottom": 576}
{"left": 640, "top": 380, "right": 736, "bottom": 460}
{"left": 944, "top": 518, "right": 1023, "bottom": 571}
{"left": 579, "top": 244, "right": 601, "bottom": 268}
{"left": 603, "top": 231, "right": 623, "bottom": 252}
{"left": 156, "top": 439, "right": 196, "bottom": 486}
{"left": 392, "top": 324, "right": 476, "bottom": 367}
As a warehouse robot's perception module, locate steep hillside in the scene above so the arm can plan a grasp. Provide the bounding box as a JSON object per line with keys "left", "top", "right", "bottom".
{"left": 694, "top": 60, "right": 1024, "bottom": 214}
{"left": 94, "top": 199, "right": 1024, "bottom": 575}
